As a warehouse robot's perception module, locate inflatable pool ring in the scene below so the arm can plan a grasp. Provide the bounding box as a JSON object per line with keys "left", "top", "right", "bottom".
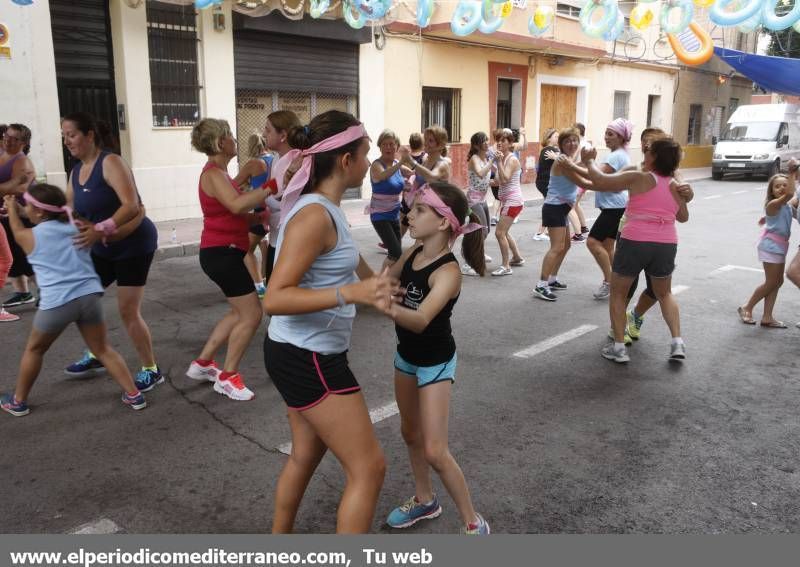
{"left": 417, "top": 0, "right": 434, "bottom": 27}
{"left": 310, "top": 0, "right": 331, "bottom": 18}
{"left": 693, "top": 0, "right": 714, "bottom": 7}
{"left": 710, "top": 0, "right": 761, "bottom": 26}
{"left": 761, "top": 0, "right": 800, "bottom": 31}
{"left": 451, "top": 0, "right": 483, "bottom": 35}
{"left": 660, "top": 0, "right": 693, "bottom": 34}
{"left": 195, "top": 0, "right": 220, "bottom": 8}
{"left": 794, "top": 17, "right": 800, "bottom": 32}
{"left": 11, "top": 0, "right": 34, "bottom": 4}
{"left": 344, "top": 0, "right": 367, "bottom": 28}
{"left": 667, "top": 21, "right": 714, "bottom": 65}
{"left": 579, "top": 0, "right": 620, "bottom": 39}
{"left": 630, "top": 3, "right": 654, "bottom": 30}
{"left": 479, "top": 0, "right": 505, "bottom": 33}
{"left": 354, "top": 0, "right": 393, "bottom": 20}
{"left": 528, "top": 5, "right": 554, "bottom": 34}
{"left": 603, "top": 11, "right": 625, "bottom": 40}
{"left": 736, "top": 10, "right": 761, "bottom": 31}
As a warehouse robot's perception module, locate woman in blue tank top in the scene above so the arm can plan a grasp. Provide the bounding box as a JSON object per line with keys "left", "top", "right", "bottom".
{"left": 263, "top": 111, "right": 397, "bottom": 533}
{"left": 61, "top": 112, "right": 162, "bottom": 393}
{"left": 232, "top": 133, "right": 274, "bottom": 298}
{"left": 368, "top": 129, "right": 412, "bottom": 263}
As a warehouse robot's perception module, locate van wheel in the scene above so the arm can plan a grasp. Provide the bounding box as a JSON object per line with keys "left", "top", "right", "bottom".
{"left": 711, "top": 170, "right": 723, "bottom": 181}
{"left": 768, "top": 160, "right": 780, "bottom": 178}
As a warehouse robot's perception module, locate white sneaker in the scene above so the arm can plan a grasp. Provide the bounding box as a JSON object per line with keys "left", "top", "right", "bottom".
{"left": 484, "top": 254, "right": 492, "bottom": 263}
{"left": 512, "top": 216, "right": 519, "bottom": 224}
{"left": 601, "top": 343, "right": 629, "bottom": 363}
{"left": 186, "top": 360, "right": 221, "bottom": 383}
{"left": 669, "top": 342, "right": 686, "bottom": 361}
{"left": 491, "top": 266, "right": 513, "bottom": 276}
{"left": 213, "top": 373, "right": 255, "bottom": 401}
{"left": 461, "top": 263, "right": 478, "bottom": 276}
{"left": 593, "top": 281, "right": 610, "bottom": 300}
{"left": 532, "top": 233, "right": 548, "bottom": 241}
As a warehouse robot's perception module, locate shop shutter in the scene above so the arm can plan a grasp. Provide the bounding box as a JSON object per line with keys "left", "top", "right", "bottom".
{"left": 234, "top": 31, "right": 358, "bottom": 96}
{"left": 50, "top": 0, "right": 115, "bottom": 84}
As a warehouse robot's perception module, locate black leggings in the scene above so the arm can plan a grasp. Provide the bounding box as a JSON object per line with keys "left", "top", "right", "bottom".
{"left": 627, "top": 272, "right": 656, "bottom": 302}
{"left": 372, "top": 219, "right": 402, "bottom": 260}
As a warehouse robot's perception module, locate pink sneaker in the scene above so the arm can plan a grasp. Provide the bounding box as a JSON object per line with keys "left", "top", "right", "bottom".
{"left": 0, "top": 309, "right": 19, "bottom": 322}
{"left": 186, "top": 360, "right": 221, "bottom": 382}
{"left": 213, "top": 373, "right": 255, "bottom": 401}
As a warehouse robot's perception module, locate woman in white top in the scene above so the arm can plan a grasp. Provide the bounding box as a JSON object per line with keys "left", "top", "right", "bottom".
{"left": 492, "top": 130, "right": 525, "bottom": 276}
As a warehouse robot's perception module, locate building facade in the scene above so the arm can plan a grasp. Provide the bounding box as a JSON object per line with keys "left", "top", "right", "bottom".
{"left": 0, "top": 0, "right": 754, "bottom": 222}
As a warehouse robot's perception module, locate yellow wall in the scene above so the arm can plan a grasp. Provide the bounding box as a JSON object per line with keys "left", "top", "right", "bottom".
{"left": 681, "top": 145, "right": 713, "bottom": 168}
{"left": 382, "top": 35, "right": 676, "bottom": 164}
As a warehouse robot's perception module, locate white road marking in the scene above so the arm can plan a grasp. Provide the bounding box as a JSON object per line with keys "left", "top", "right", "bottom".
{"left": 512, "top": 324, "right": 598, "bottom": 359}
{"left": 672, "top": 285, "right": 690, "bottom": 295}
{"left": 732, "top": 190, "right": 747, "bottom": 195}
{"left": 278, "top": 401, "right": 400, "bottom": 455}
{"left": 709, "top": 264, "right": 763, "bottom": 276}
{"left": 703, "top": 195, "right": 722, "bottom": 200}
{"left": 70, "top": 518, "right": 122, "bottom": 534}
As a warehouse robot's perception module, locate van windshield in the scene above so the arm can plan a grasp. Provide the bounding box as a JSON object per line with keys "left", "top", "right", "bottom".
{"left": 720, "top": 121, "right": 781, "bottom": 142}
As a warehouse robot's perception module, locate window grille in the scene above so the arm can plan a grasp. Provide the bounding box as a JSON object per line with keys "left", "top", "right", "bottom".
{"left": 421, "top": 87, "right": 461, "bottom": 142}
{"left": 146, "top": 0, "right": 201, "bottom": 127}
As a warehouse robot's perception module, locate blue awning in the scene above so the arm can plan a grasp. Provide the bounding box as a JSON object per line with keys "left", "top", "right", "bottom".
{"left": 714, "top": 47, "right": 800, "bottom": 96}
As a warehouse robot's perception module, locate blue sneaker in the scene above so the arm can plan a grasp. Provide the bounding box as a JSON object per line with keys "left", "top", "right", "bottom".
{"left": 1, "top": 394, "right": 30, "bottom": 417}
{"left": 121, "top": 391, "right": 147, "bottom": 411}
{"left": 462, "top": 513, "right": 491, "bottom": 535}
{"left": 386, "top": 495, "right": 442, "bottom": 529}
{"left": 135, "top": 367, "right": 165, "bottom": 393}
{"left": 64, "top": 351, "right": 106, "bottom": 378}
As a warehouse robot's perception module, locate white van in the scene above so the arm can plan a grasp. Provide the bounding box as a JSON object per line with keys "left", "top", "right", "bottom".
{"left": 711, "top": 103, "right": 800, "bottom": 180}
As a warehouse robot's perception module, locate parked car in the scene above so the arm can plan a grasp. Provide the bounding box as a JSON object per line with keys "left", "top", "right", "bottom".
{"left": 711, "top": 103, "right": 800, "bottom": 180}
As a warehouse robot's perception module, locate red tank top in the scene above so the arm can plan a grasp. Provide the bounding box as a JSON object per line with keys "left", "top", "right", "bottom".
{"left": 199, "top": 162, "right": 250, "bottom": 251}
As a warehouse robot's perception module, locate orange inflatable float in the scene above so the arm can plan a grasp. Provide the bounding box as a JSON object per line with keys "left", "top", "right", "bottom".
{"left": 667, "top": 21, "right": 714, "bottom": 65}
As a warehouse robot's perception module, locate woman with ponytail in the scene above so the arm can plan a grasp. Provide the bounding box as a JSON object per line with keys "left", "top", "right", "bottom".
{"left": 379, "top": 182, "right": 490, "bottom": 534}
{"left": 263, "top": 110, "right": 396, "bottom": 533}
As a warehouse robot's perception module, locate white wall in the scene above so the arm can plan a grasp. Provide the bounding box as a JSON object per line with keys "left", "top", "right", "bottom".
{"left": 0, "top": 3, "right": 64, "bottom": 186}
{"left": 110, "top": 0, "right": 237, "bottom": 222}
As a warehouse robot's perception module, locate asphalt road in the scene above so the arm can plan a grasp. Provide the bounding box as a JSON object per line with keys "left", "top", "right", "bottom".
{"left": 3, "top": 176, "right": 800, "bottom": 534}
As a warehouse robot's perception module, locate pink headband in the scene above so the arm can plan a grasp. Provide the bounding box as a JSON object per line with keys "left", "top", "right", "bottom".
{"left": 272, "top": 123, "right": 370, "bottom": 223}
{"left": 23, "top": 192, "right": 76, "bottom": 226}
{"left": 408, "top": 184, "right": 483, "bottom": 246}
{"left": 607, "top": 118, "right": 634, "bottom": 148}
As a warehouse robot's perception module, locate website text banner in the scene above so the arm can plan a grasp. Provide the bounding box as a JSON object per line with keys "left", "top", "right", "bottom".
{"left": 0, "top": 535, "right": 795, "bottom": 567}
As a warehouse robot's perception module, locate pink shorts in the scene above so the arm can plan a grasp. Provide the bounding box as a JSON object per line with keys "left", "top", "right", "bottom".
{"left": 758, "top": 249, "right": 785, "bottom": 264}
{"left": 501, "top": 205, "right": 523, "bottom": 219}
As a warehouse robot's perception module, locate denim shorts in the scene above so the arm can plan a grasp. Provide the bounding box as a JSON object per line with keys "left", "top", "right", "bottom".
{"left": 394, "top": 352, "right": 457, "bottom": 388}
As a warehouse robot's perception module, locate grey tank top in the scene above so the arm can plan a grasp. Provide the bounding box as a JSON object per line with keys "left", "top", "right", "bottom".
{"left": 268, "top": 193, "right": 360, "bottom": 354}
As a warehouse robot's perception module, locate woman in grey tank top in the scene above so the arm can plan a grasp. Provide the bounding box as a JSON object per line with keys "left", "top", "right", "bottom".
{"left": 263, "top": 111, "right": 398, "bottom": 533}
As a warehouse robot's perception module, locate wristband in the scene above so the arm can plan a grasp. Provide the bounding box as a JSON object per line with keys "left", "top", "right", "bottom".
{"left": 93, "top": 218, "right": 118, "bottom": 236}
{"left": 262, "top": 178, "right": 279, "bottom": 194}
{"left": 335, "top": 287, "right": 346, "bottom": 308}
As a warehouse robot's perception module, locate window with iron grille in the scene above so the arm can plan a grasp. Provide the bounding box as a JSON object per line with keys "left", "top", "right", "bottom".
{"left": 421, "top": 87, "right": 461, "bottom": 142}
{"left": 146, "top": 1, "right": 200, "bottom": 127}
{"left": 687, "top": 104, "right": 703, "bottom": 145}
{"left": 556, "top": 3, "right": 581, "bottom": 17}
{"left": 613, "top": 91, "right": 630, "bottom": 119}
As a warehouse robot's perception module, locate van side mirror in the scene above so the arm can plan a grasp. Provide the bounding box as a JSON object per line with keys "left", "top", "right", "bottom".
{"left": 712, "top": 136, "right": 718, "bottom": 145}
{"left": 780, "top": 134, "right": 789, "bottom": 147}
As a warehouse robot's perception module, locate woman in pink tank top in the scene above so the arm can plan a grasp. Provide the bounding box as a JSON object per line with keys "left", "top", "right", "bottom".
{"left": 582, "top": 138, "right": 690, "bottom": 364}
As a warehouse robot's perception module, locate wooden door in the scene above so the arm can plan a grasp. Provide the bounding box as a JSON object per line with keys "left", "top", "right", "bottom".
{"left": 539, "top": 85, "right": 577, "bottom": 141}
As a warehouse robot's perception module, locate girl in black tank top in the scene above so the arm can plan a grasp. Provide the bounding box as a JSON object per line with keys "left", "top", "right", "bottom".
{"left": 380, "top": 182, "right": 491, "bottom": 534}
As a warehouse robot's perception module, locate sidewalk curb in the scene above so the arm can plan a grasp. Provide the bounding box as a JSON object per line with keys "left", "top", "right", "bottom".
{"left": 154, "top": 178, "right": 711, "bottom": 262}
